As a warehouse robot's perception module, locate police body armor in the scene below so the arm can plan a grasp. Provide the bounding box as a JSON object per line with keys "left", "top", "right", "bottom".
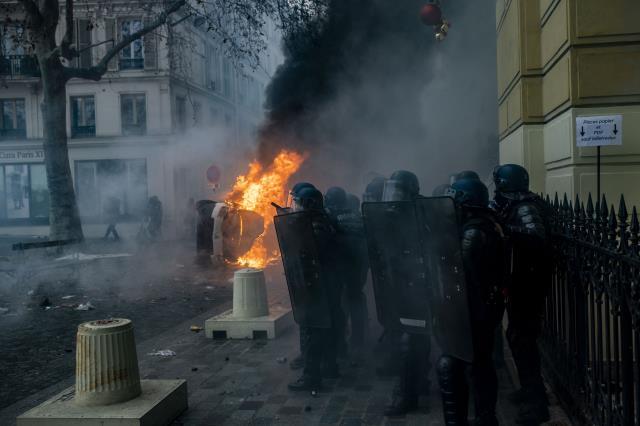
{"left": 415, "top": 197, "right": 474, "bottom": 363}
{"left": 274, "top": 210, "right": 333, "bottom": 328}
{"left": 334, "top": 210, "right": 368, "bottom": 283}
{"left": 362, "top": 200, "right": 431, "bottom": 335}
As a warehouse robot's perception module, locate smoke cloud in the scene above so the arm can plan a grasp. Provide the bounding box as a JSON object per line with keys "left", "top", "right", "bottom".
{"left": 260, "top": 0, "right": 498, "bottom": 196}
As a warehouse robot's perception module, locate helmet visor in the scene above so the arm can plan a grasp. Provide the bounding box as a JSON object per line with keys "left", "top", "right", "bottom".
{"left": 382, "top": 180, "right": 412, "bottom": 202}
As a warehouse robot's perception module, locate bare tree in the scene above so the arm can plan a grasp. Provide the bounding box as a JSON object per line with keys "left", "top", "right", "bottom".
{"left": 0, "top": 0, "right": 280, "bottom": 240}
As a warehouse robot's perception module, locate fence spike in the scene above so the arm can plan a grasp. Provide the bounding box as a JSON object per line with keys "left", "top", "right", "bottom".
{"left": 587, "top": 193, "right": 594, "bottom": 218}
{"left": 631, "top": 207, "right": 639, "bottom": 255}
{"left": 601, "top": 194, "right": 608, "bottom": 218}
{"left": 554, "top": 193, "right": 560, "bottom": 210}
{"left": 618, "top": 194, "right": 628, "bottom": 222}
{"left": 575, "top": 194, "right": 581, "bottom": 214}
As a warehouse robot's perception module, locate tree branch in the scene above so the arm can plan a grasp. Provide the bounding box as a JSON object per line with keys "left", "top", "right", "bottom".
{"left": 60, "top": 0, "right": 77, "bottom": 60}
{"left": 17, "top": 0, "right": 44, "bottom": 29}
{"left": 65, "top": 0, "right": 186, "bottom": 80}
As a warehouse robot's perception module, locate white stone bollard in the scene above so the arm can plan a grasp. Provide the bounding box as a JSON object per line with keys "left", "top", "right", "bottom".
{"left": 232, "top": 268, "right": 269, "bottom": 319}
{"left": 75, "top": 318, "right": 142, "bottom": 406}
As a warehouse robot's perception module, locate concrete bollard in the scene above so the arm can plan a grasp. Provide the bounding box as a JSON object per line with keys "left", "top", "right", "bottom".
{"left": 232, "top": 268, "right": 269, "bottom": 319}
{"left": 75, "top": 318, "right": 142, "bottom": 406}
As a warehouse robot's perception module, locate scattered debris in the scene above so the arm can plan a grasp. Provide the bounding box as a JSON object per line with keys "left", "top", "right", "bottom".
{"left": 311, "top": 390, "right": 318, "bottom": 397}
{"left": 190, "top": 325, "right": 203, "bottom": 333}
{"left": 176, "top": 264, "right": 185, "bottom": 268}
{"left": 276, "top": 357, "right": 287, "bottom": 364}
{"left": 304, "top": 406, "right": 312, "bottom": 412}
{"left": 39, "top": 297, "right": 51, "bottom": 308}
{"left": 147, "top": 349, "right": 177, "bottom": 357}
{"left": 206, "top": 286, "right": 214, "bottom": 290}
{"left": 55, "top": 253, "right": 132, "bottom": 262}
{"left": 0, "top": 307, "right": 9, "bottom": 315}
{"left": 61, "top": 295, "right": 76, "bottom": 300}
{"left": 191, "top": 367, "right": 198, "bottom": 372}
{"left": 75, "top": 302, "right": 95, "bottom": 311}
{"left": 27, "top": 290, "right": 34, "bottom": 296}
{"left": 225, "top": 356, "right": 230, "bottom": 362}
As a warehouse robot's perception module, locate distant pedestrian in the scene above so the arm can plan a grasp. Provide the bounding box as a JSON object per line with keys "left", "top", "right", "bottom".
{"left": 183, "top": 197, "right": 196, "bottom": 239}
{"left": 103, "top": 196, "right": 121, "bottom": 241}
{"left": 138, "top": 196, "right": 163, "bottom": 242}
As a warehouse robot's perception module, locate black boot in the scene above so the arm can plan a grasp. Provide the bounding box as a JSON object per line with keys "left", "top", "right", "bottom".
{"left": 437, "top": 356, "right": 469, "bottom": 425}
{"left": 288, "top": 375, "right": 320, "bottom": 391}
{"left": 384, "top": 393, "right": 418, "bottom": 416}
{"left": 515, "top": 402, "right": 550, "bottom": 425}
{"left": 289, "top": 354, "right": 304, "bottom": 370}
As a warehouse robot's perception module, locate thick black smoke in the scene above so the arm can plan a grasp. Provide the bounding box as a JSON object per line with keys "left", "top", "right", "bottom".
{"left": 260, "top": 0, "right": 498, "bottom": 193}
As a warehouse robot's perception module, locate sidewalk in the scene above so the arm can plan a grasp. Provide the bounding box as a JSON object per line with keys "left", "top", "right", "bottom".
{"left": 1, "top": 267, "right": 572, "bottom": 425}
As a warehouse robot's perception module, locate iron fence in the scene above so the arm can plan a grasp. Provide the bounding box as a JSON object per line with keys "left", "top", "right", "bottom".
{"left": 541, "top": 193, "right": 640, "bottom": 426}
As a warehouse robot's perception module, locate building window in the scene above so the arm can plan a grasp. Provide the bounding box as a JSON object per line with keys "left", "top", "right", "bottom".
{"left": 206, "top": 47, "right": 221, "bottom": 93}
{"left": 75, "top": 159, "right": 147, "bottom": 220}
{"left": 121, "top": 94, "right": 146, "bottom": 135}
{"left": 0, "top": 163, "right": 49, "bottom": 221}
{"left": 176, "top": 96, "right": 186, "bottom": 133}
{"left": 0, "top": 98, "right": 26, "bottom": 139}
{"left": 193, "top": 101, "right": 202, "bottom": 127}
{"left": 70, "top": 96, "right": 95, "bottom": 138}
{"left": 119, "top": 20, "right": 144, "bottom": 70}
{"left": 222, "top": 58, "right": 233, "bottom": 99}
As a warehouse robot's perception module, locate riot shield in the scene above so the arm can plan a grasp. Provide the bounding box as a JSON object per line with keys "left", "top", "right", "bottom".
{"left": 274, "top": 211, "right": 331, "bottom": 328}
{"left": 415, "top": 196, "right": 474, "bottom": 362}
{"left": 362, "top": 201, "right": 431, "bottom": 335}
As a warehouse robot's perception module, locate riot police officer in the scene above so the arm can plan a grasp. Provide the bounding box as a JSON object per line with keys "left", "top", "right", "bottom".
{"left": 286, "top": 186, "right": 341, "bottom": 390}
{"left": 288, "top": 182, "right": 319, "bottom": 371}
{"left": 436, "top": 178, "right": 506, "bottom": 426}
{"left": 450, "top": 170, "right": 481, "bottom": 185}
{"left": 491, "top": 164, "right": 550, "bottom": 425}
{"left": 363, "top": 176, "right": 386, "bottom": 203}
{"left": 382, "top": 170, "right": 432, "bottom": 416}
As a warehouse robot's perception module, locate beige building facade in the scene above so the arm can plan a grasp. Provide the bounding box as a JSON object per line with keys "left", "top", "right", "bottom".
{"left": 496, "top": 0, "right": 640, "bottom": 207}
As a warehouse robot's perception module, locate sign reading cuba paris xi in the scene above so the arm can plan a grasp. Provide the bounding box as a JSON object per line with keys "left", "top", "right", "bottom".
{"left": 576, "top": 115, "right": 623, "bottom": 147}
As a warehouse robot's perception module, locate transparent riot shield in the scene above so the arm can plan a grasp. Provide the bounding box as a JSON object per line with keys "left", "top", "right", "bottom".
{"left": 415, "top": 196, "right": 474, "bottom": 362}
{"left": 362, "top": 201, "right": 431, "bottom": 335}
{"left": 274, "top": 211, "right": 331, "bottom": 328}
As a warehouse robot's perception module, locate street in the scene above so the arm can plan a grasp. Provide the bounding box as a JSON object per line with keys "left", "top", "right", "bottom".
{"left": 0, "top": 239, "right": 234, "bottom": 409}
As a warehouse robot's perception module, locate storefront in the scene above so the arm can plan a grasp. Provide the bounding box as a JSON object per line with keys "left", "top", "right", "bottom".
{"left": 0, "top": 148, "right": 48, "bottom": 225}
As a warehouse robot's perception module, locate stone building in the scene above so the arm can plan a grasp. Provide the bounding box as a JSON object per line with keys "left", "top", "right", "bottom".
{"left": 496, "top": 0, "right": 640, "bottom": 206}
{"left": 0, "top": 5, "right": 282, "bottom": 237}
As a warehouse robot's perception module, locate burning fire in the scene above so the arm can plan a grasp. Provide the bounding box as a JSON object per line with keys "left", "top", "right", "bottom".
{"left": 226, "top": 149, "right": 306, "bottom": 268}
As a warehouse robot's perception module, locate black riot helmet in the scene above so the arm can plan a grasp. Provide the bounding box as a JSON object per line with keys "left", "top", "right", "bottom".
{"left": 290, "top": 182, "right": 315, "bottom": 196}
{"left": 493, "top": 164, "right": 530, "bottom": 193}
{"left": 451, "top": 170, "right": 480, "bottom": 184}
{"left": 346, "top": 194, "right": 360, "bottom": 212}
{"left": 324, "top": 187, "right": 348, "bottom": 211}
{"left": 363, "top": 176, "right": 386, "bottom": 202}
{"left": 449, "top": 178, "right": 489, "bottom": 208}
{"left": 292, "top": 187, "right": 324, "bottom": 212}
{"left": 288, "top": 182, "right": 316, "bottom": 207}
{"left": 383, "top": 170, "right": 420, "bottom": 201}
{"left": 432, "top": 183, "right": 452, "bottom": 197}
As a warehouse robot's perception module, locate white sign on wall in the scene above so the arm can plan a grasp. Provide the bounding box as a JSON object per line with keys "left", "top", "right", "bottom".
{"left": 576, "top": 115, "right": 623, "bottom": 147}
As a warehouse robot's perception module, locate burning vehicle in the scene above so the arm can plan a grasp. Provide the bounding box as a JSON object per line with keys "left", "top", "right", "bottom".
{"left": 196, "top": 150, "right": 306, "bottom": 268}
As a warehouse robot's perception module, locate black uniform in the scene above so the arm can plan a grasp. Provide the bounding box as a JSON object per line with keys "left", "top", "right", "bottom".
{"left": 334, "top": 208, "right": 369, "bottom": 353}
{"left": 300, "top": 210, "right": 340, "bottom": 384}
{"left": 437, "top": 207, "right": 506, "bottom": 426}
{"left": 493, "top": 192, "right": 550, "bottom": 410}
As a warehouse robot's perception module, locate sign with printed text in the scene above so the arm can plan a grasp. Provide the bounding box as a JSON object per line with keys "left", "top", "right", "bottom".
{"left": 576, "top": 115, "right": 623, "bottom": 147}
{"left": 0, "top": 149, "right": 45, "bottom": 164}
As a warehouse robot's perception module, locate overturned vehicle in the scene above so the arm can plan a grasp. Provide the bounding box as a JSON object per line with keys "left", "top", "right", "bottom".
{"left": 195, "top": 200, "right": 264, "bottom": 265}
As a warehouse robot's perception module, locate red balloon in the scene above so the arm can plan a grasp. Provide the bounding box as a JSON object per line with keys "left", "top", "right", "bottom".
{"left": 420, "top": 4, "right": 442, "bottom": 26}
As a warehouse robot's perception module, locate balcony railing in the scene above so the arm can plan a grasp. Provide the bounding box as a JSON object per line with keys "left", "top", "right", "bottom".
{"left": 71, "top": 125, "right": 96, "bottom": 138}
{"left": 0, "top": 55, "right": 40, "bottom": 78}
{"left": 119, "top": 58, "right": 144, "bottom": 70}
{"left": 0, "top": 128, "right": 27, "bottom": 140}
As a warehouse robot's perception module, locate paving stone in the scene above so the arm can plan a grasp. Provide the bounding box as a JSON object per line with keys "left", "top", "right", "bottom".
{"left": 278, "top": 405, "right": 303, "bottom": 415}
{"left": 239, "top": 400, "right": 265, "bottom": 410}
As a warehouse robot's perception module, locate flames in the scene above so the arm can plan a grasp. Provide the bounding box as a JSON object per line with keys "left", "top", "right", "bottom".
{"left": 226, "top": 149, "right": 306, "bottom": 268}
